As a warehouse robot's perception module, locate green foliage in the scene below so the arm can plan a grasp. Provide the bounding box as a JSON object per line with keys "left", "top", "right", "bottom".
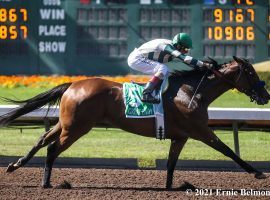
{"left": 0, "top": 87, "right": 48, "bottom": 104}
{"left": 0, "top": 128, "right": 269, "bottom": 167}
{"left": 210, "top": 90, "right": 270, "bottom": 108}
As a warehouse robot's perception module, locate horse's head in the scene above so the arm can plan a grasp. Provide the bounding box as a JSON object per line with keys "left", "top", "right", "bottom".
{"left": 219, "top": 56, "right": 269, "bottom": 105}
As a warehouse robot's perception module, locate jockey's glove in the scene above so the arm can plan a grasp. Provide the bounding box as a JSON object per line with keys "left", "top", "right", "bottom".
{"left": 202, "top": 62, "right": 214, "bottom": 70}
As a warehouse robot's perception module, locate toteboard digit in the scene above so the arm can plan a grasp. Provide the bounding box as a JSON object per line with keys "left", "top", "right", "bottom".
{"left": 0, "top": 0, "right": 268, "bottom": 75}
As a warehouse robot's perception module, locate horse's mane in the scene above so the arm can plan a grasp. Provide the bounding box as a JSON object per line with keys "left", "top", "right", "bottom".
{"left": 170, "top": 57, "right": 224, "bottom": 79}
{"left": 170, "top": 69, "right": 203, "bottom": 78}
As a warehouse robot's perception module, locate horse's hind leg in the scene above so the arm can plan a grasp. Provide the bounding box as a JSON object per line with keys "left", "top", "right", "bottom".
{"left": 42, "top": 141, "right": 58, "bottom": 188}
{"left": 6, "top": 123, "right": 61, "bottom": 173}
{"left": 42, "top": 125, "right": 94, "bottom": 188}
{"left": 197, "top": 127, "right": 266, "bottom": 179}
{"left": 166, "top": 138, "right": 188, "bottom": 189}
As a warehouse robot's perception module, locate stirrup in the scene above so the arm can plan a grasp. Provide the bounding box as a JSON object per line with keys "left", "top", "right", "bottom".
{"left": 141, "top": 93, "right": 160, "bottom": 104}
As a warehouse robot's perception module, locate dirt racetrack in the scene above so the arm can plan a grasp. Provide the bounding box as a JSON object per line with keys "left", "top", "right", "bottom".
{"left": 0, "top": 167, "right": 269, "bottom": 200}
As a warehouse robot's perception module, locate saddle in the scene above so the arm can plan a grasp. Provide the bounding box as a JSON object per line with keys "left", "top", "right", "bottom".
{"left": 123, "top": 75, "right": 169, "bottom": 139}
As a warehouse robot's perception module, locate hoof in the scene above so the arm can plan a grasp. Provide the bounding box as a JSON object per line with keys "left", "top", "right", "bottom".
{"left": 55, "top": 180, "right": 72, "bottom": 189}
{"left": 255, "top": 172, "right": 267, "bottom": 179}
{"left": 177, "top": 182, "right": 196, "bottom": 191}
{"left": 42, "top": 184, "right": 53, "bottom": 189}
{"left": 6, "top": 163, "right": 16, "bottom": 173}
{"left": 166, "top": 186, "right": 173, "bottom": 191}
{"left": 166, "top": 182, "right": 172, "bottom": 190}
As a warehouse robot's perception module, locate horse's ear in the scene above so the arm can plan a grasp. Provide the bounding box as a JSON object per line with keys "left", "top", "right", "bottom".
{"left": 207, "top": 57, "right": 219, "bottom": 66}
{"left": 233, "top": 56, "right": 240, "bottom": 62}
{"left": 207, "top": 57, "right": 221, "bottom": 69}
{"left": 233, "top": 56, "right": 245, "bottom": 64}
{"left": 207, "top": 57, "right": 217, "bottom": 64}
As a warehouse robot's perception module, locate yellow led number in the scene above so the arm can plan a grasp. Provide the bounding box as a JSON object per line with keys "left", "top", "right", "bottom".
{"left": 208, "top": 26, "right": 254, "bottom": 41}
{"left": 0, "top": 8, "right": 28, "bottom": 40}
{"left": 210, "top": 8, "right": 255, "bottom": 41}
{"left": 0, "top": 8, "right": 27, "bottom": 22}
{"left": 214, "top": 9, "right": 223, "bottom": 23}
{"left": 236, "top": 0, "right": 254, "bottom": 5}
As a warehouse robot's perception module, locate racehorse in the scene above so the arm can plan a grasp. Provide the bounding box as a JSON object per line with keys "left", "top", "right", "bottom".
{"left": 0, "top": 56, "right": 269, "bottom": 189}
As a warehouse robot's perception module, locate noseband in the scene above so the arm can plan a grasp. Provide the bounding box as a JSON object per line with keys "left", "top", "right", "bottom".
{"left": 211, "top": 63, "right": 265, "bottom": 102}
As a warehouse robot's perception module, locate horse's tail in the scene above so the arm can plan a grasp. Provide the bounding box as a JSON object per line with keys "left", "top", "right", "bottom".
{"left": 0, "top": 82, "right": 72, "bottom": 126}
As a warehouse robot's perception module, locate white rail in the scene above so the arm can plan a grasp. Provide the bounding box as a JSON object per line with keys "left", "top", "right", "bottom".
{"left": 1, "top": 105, "right": 270, "bottom": 157}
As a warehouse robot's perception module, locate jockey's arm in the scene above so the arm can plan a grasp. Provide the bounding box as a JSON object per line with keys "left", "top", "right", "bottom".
{"left": 163, "top": 44, "right": 208, "bottom": 70}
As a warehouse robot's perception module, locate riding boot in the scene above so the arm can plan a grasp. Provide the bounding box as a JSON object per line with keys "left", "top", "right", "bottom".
{"left": 141, "top": 76, "right": 162, "bottom": 104}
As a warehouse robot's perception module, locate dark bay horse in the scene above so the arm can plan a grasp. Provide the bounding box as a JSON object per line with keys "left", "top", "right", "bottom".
{"left": 0, "top": 56, "right": 269, "bottom": 189}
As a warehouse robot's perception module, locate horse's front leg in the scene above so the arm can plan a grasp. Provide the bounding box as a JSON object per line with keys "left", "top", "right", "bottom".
{"left": 197, "top": 127, "right": 267, "bottom": 179}
{"left": 166, "top": 138, "right": 188, "bottom": 189}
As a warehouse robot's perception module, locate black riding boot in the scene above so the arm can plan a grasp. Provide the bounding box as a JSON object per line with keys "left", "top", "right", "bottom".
{"left": 141, "top": 80, "right": 162, "bottom": 104}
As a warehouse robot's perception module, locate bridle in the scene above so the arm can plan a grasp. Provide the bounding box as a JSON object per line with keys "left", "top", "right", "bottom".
{"left": 211, "top": 61, "right": 266, "bottom": 103}
{"left": 188, "top": 58, "right": 266, "bottom": 108}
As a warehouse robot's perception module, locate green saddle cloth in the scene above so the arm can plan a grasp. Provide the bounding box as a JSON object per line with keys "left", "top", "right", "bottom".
{"left": 123, "top": 83, "right": 154, "bottom": 118}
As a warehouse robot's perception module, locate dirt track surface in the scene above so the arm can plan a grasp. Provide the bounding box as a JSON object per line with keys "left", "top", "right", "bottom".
{"left": 0, "top": 167, "right": 269, "bottom": 200}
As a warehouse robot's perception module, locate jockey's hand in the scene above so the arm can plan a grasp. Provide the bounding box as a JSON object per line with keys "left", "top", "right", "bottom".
{"left": 202, "top": 62, "right": 214, "bottom": 70}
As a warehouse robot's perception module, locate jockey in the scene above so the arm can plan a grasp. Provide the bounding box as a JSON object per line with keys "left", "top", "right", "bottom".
{"left": 127, "top": 32, "right": 212, "bottom": 104}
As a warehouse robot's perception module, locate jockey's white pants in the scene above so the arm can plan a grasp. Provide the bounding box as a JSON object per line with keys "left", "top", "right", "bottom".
{"left": 127, "top": 48, "right": 168, "bottom": 79}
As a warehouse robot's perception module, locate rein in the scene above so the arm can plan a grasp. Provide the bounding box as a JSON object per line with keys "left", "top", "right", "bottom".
{"left": 188, "top": 71, "right": 208, "bottom": 109}
{"left": 187, "top": 60, "right": 266, "bottom": 108}
{"left": 187, "top": 64, "right": 237, "bottom": 109}
{"left": 212, "top": 68, "right": 237, "bottom": 89}
{"left": 211, "top": 63, "right": 265, "bottom": 102}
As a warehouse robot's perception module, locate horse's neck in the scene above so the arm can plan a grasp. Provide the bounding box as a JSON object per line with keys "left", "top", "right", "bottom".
{"left": 202, "top": 77, "right": 233, "bottom": 106}
{"left": 169, "top": 70, "right": 235, "bottom": 108}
